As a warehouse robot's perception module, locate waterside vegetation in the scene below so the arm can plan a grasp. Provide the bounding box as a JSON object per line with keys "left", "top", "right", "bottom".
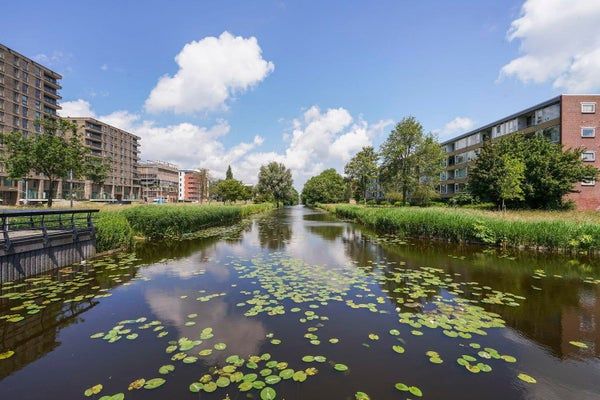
{"left": 320, "top": 204, "right": 600, "bottom": 252}
{"left": 94, "top": 203, "right": 275, "bottom": 252}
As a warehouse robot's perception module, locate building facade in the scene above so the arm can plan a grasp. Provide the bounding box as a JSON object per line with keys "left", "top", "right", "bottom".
{"left": 139, "top": 161, "right": 179, "bottom": 202}
{"left": 0, "top": 43, "right": 63, "bottom": 204}
{"left": 178, "top": 169, "right": 209, "bottom": 202}
{"left": 67, "top": 117, "right": 141, "bottom": 200}
{"left": 440, "top": 94, "right": 600, "bottom": 210}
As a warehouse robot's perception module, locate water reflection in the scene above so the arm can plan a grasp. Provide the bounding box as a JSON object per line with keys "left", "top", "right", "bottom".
{"left": 0, "top": 206, "right": 599, "bottom": 400}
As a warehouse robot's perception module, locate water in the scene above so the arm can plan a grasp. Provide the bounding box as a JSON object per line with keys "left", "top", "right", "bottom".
{"left": 1, "top": 206, "right": 599, "bottom": 400}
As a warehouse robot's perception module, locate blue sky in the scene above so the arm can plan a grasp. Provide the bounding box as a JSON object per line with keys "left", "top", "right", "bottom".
{"left": 3, "top": 0, "right": 599, "bottom": 185}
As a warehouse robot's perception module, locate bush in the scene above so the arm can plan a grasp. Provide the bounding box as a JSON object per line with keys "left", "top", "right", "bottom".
{"left": 94, "top": 211, "right": 133, "bottom": 252}
{"left": 448, "top": 192, "right": 478, "bottom": 207}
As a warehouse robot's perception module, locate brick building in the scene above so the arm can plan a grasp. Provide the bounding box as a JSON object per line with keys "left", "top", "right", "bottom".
{"left": 178, "top": 169, "right": 209, "bottom": 203}
{"left": 440, "top": 94, "right": 600, "bottom": 210}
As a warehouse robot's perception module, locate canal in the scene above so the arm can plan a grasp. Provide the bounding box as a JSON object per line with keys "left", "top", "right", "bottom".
{"left": 0, "top": 206, "right": 599, "bottom": 399}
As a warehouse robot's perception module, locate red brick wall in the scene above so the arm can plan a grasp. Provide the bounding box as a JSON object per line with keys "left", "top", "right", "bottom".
{"left": 561, "top": 95, "right": 600, "bottom": 210}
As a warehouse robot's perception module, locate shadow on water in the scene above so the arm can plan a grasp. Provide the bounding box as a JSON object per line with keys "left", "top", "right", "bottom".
{"left": 0, "top": 205, "right": 598, "bottom": 399}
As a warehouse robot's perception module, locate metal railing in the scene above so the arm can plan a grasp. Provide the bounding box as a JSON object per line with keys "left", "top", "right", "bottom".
{"left": 0, "top": 209, "right": 99, "bottom": 251}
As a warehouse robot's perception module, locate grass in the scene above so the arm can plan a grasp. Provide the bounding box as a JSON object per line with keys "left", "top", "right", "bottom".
{"left": 94, "top": 203, "right": 275, "bottom": 250}
{"left": 320, "top": 204, "right": 600, "bottom": 252}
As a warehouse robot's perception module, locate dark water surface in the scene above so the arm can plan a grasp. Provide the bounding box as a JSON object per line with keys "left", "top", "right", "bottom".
{"left": 1, "top": 206, "right": 599, "bottom": 399}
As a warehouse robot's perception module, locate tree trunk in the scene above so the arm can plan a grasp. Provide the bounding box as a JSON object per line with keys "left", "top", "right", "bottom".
{"left": 47, "top": 179, "right": 55, "bottom": 208}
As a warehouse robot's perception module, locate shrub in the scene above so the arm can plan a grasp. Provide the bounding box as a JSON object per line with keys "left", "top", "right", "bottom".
{"left": 448, "top": 192, "right": 478, "bottom": 207}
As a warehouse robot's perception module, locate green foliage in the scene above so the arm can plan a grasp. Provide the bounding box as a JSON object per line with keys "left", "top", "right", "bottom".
{"left": 301, "top": 168, "right": 348, "bottom": 205}
{"left": 498, "top": 155, "right": 525, "bottom": 210}
{"left": 1, "top": 118, "right": 88, "bottom": 207}
{"left": 226, "top": 165, "right": 233, "bottom": 180}
{"left": 94, "top": 211, "right": 134, "bottom": 252}
{"left": 122, "top": 203, "right": 274, "bottom": 240}
{"left": 284, "top": 187, "right": 300, "bottom": 205}
{"left": 379, "top": 117, "right": 444, "bottom": 205}
{"left": 448, "top": 192, "right": 479, "bottom": 207}
{"left": 469, "top": 134, "right": 598, "bottom": 209}
{"left": 213, "top": 179, "right": 247, "bottom": 203}
{"left": 256, "top": 162, "right": 294, "bottom": 206}
{"left": 322, "top": 204, "right": 600, "bottom": 251}
{"left": 344, "top": 146, "right": 379, "bottom": 201}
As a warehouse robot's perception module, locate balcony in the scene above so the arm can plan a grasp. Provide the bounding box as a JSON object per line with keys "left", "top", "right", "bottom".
{"left": 43, "top": 85, "right": 60, "bottom": 98}
{"left": 43, "top": 74, "right": 60, "bottom": 89}
{"left": 43, "top": 97, "right": 59, "bottom": 108}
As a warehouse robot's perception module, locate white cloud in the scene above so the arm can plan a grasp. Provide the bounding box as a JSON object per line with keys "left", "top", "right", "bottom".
{"left": 433, "top": 116, "right": 476, "bottom": 140}
{"left": 500, "top": 0, "right": 600, "bottom": 92}
{"left": 145, "top": 31, "right": 274, "bottom": 114}
{"left": 59, "top": 99, "right": 96, "bottom": 117}
{"left": 60, "top": 100, "right": 390, "bottom": 187}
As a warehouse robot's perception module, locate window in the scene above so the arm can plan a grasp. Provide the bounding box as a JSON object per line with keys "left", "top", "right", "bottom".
{"left": 13, "top": 104, "right": 19, "bottom": 114}
{"left": 582, "top": 151, "right": 596, "bottom": 162}
{"left": 0, "top": 100, "right": 3, "bottom": 110}
{"left": 581, "top": 127, "right": 596, "bottom": 138}
{"left": 440, "top": 171, "right": 447, "bottom": 181}
{"left": 440, "top": 185, "right": 447, "bottom": 194}
{"left": 0, "top": 112, "right": 4, "bottom": 122}
{"left": 21, "top": 118, "right": 27, "bottom": 129}
{"left": 581, "top": 102, "right": 596, "bottom": 114}
{"left": 582, "top": 179, "right": 596, "bottom": 186}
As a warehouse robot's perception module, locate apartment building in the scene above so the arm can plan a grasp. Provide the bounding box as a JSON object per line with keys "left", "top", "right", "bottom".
{"left": 139, "top": 161, "right": 179, "bottom": 202}
{"left": 178, "top": 169, "right": 209, "bottom": 202}
{"left": 0, "top": 43, "right": 62, "bottom": 204}
{"left": 440, "top": 94, "right": 600, "bottom": 210}
{"left": 67, "top": 117, "right": 141, "bottom": 200}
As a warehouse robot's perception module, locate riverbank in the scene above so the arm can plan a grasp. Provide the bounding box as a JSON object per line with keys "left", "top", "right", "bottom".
{"left": 319, "top": 204, "right": 600, "bottom": 252}
{"left": 94, "top": 203, "right": 275, "bottom": 252}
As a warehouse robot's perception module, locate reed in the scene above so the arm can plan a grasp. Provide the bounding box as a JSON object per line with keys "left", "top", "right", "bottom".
{"left": 321, "top": 204, "right": 600, "bottom": 251}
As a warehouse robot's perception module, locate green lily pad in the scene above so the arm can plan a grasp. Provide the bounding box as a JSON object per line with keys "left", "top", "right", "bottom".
{"left": 334, "top": 363, "right": 348, "bottom": 372}
{"left": 517, "top": 373, "right": 537, "bottom": 384}
{"left": 260, "top": 387, "right": 276, "bottom": 400}
{"left": 158, "top": 364, "right": 175, "bottom": 374}
{"left": 144, "top": 378, "right": 166, "bottom": 390}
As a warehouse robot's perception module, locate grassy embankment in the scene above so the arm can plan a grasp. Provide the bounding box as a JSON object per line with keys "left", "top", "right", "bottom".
{"left": 94, "top": 203, "right": 274, "bottom": 252}
{"left": 320, "top": 204, "right": 600, "bottom": 252}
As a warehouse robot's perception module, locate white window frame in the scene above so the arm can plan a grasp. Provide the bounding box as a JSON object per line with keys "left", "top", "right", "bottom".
{"left": 581, "top": 102, "right": 596, "bottom": 114}
{"left": 582, "top": 150, "right": 596, "bottom": 162}
{"left": 581, "top": 127, "right": 596, "bottom": 138}
{"left": 581, "top": 179, "right": 596, "bottom": 186}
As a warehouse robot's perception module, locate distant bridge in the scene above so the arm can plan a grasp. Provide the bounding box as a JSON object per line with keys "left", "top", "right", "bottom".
{"left": 0, "top": 209, "right": 99, "bottom": 283}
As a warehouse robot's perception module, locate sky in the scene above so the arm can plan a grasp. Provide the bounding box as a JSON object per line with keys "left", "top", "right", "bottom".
{"left": 2, "top": 0, "right": 600, "bottom": 187}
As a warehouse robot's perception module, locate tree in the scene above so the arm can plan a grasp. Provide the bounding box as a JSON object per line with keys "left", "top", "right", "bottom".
{"left": 213, "top": 178, "right": 246, "bottom": 203}
{"left": 301, "top": 168, "right": 348, "bottom": 205}
{"left": 256, "top": 162, "right": 294, "bottom": 207}
{"left": 284, "top": 187, "right": 300, "bottom": 205}
{"left": 226, "top": 165, "right": 233, "bottom": 180}
{"left": 344, "top": 146, "right": 378, "bottom": 202}
{"left": 498, "top": 155, "right": 525, "bottom": 210}
{"left": 2, "top": 118, "right": 88, "bottom": 207}
{"left": 379, "top": 117, "right": 444, "bottom": 205}
{"left": 469, "top": 134, "right": 598, "bottom": 209}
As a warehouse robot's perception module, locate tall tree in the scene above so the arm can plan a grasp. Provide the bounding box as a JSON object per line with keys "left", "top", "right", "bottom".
{"left": 498, "top": 155, "right": 525, "bottom": 210}
{"left": 344, "top": 146, "right": 379, "bottom": 202}
{"left": 226, "top": 165, "right": 233, "bottom": 180}
{"left": 379, "top": 117, "right": 444, "bottom": 205}
{"left": 2, "top": 118, "right": 88, "bottom": 207}
{"left": 469, "top": 134, "right": 598, "bottom": 209}
{"left": 301, "top": 168, "right": 348, "bottom": 205}
{"left": 256, "top": 162, "right": 294, "bottom": 207}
